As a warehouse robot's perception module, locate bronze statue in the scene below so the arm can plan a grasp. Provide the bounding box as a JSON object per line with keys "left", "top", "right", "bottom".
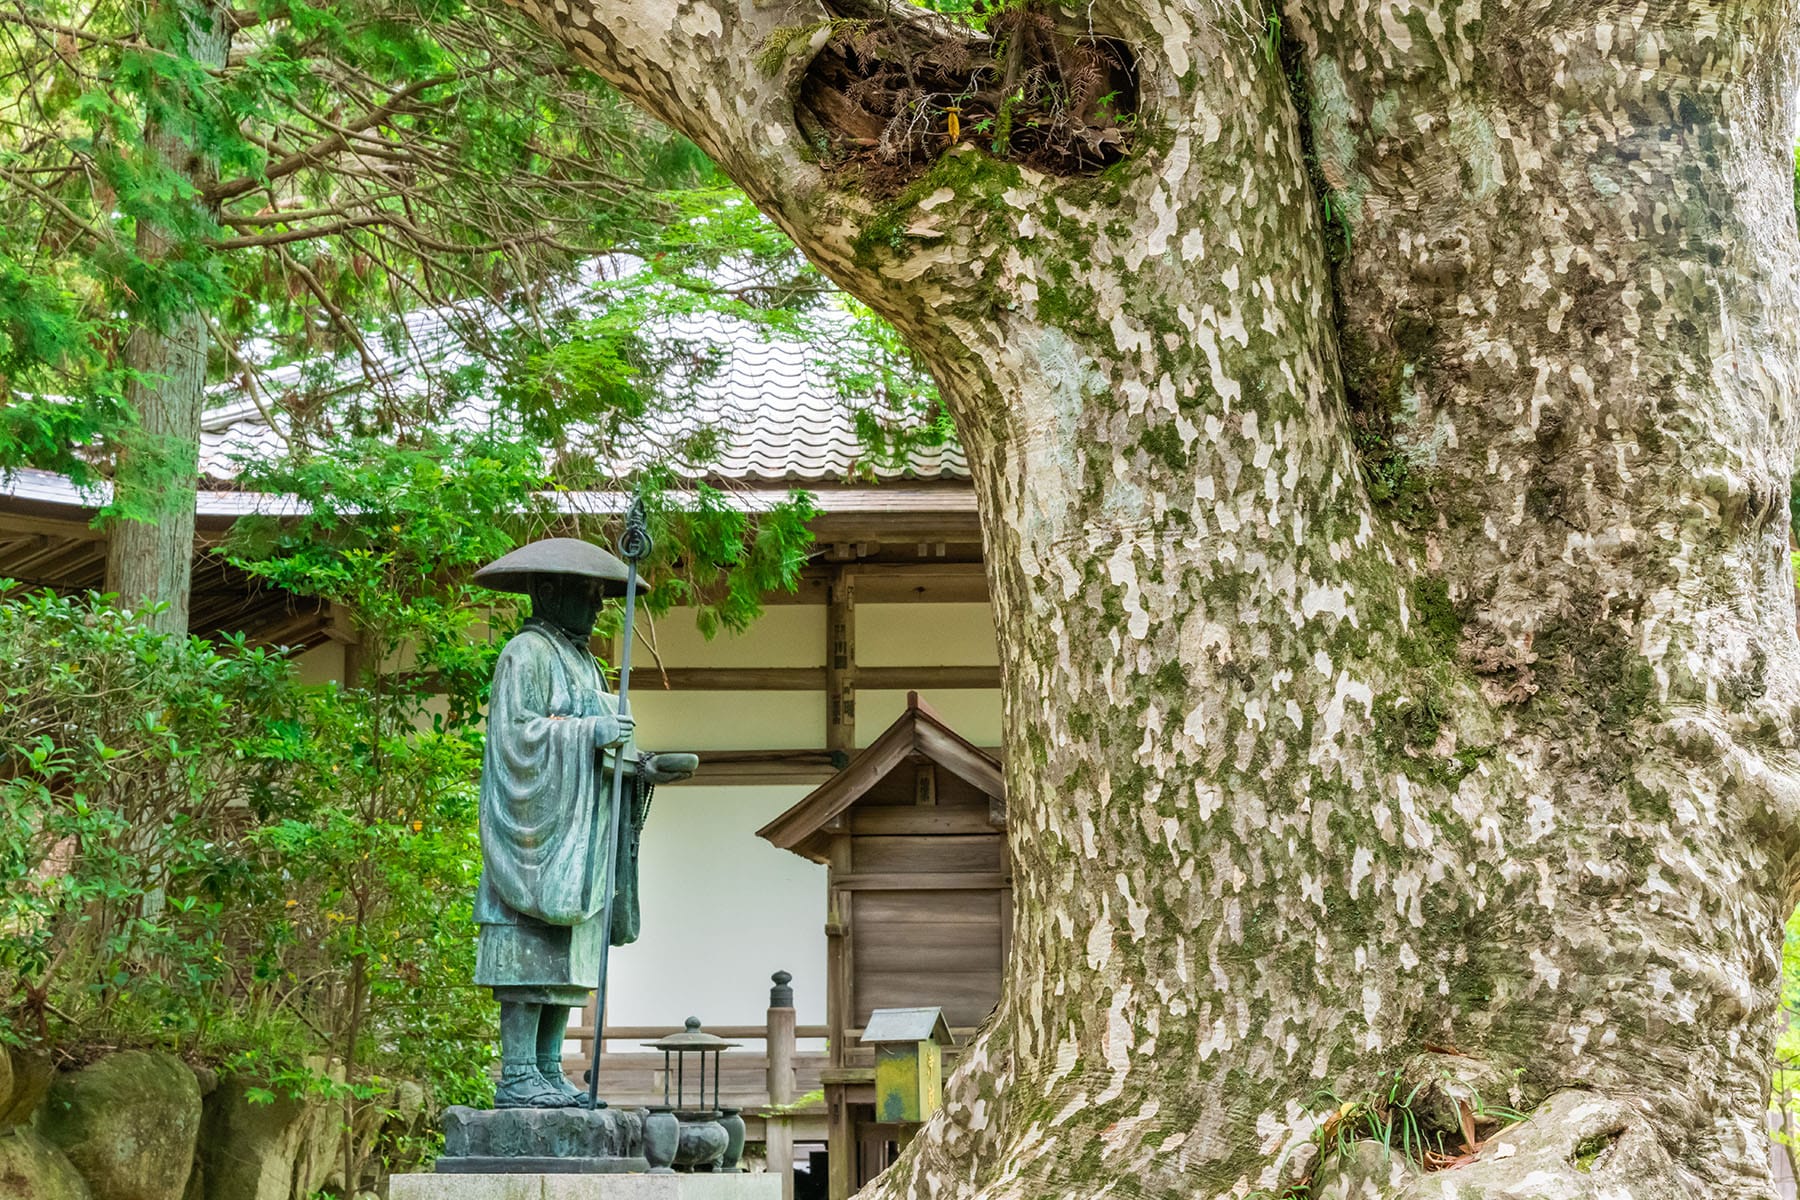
{"left": 471, "top": 537, "right": 695, "bottom": 1108}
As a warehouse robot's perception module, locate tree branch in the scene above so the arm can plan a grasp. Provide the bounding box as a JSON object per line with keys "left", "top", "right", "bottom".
{"left": 206, "top": 74, "right": 455, "bottom": 202}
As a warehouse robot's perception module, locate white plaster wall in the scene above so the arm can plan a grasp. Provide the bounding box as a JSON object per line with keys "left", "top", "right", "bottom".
{"left": 857, "top": 602, "right": 998, "bottom": 667}
{"left": 630, "top": 689, "right": 824, "bottom": 752}
{"left": 641, "top": 605, "right": 824, "bottom": 667}
{"left": 604, "top": 784, "right": 826, "bottom": 1029}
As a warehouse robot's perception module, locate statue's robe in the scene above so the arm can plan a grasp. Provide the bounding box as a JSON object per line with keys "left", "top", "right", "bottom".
{"left": 474, "top": 618, "right": 648, "bottom": 1004}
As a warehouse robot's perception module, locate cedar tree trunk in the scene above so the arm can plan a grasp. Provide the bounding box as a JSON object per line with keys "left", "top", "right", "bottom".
{"left": 103, "top": 0, "right": 227, "bottom": 635}
{"left": 508, "top": 0, "right": 1800, "bottom": 1194}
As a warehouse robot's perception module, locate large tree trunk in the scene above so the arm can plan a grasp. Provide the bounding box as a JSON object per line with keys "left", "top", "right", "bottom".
{"left": 105, "top": 310, "right": 206, "bottom": 635}
{"left": 510, "top": 0, "right": 1800, "bottom": 1194}
{"left": 102, "top": 0, "right": 227, "bottom": 635}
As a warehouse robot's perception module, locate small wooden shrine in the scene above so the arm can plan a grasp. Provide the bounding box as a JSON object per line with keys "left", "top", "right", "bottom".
{"left": 757, "top": 693, "right": 1008, "bottom": 1199}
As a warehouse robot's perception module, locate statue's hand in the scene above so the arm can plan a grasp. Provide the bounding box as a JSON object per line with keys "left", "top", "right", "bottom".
{"left": 591, "top": 711, "right": 636, "bottom": 748}
{"left": 638, "top": 751, "right": 699, "bottom": 785}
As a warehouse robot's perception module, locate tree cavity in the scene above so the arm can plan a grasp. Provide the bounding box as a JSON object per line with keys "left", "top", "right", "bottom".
{"left": 789, "top": 3, "right": 1138, "bottom": 191}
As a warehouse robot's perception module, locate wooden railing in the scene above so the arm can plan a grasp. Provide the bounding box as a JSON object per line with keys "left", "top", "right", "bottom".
{"left": 562, "top": 974, "right": 824, "bottom": 1200}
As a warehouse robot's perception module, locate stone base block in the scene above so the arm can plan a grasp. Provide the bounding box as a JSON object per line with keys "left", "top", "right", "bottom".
{"left": 392, "top": 1172, "right": 784, "bottom": 1200}
{"left": 437, "top": 1157, "right": 648, "bottom": 1174}
{"left": 440, "top": 1106, "right": 643, "bottom": 1167}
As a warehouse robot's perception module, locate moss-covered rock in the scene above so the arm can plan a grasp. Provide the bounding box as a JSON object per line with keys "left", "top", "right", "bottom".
{"left": 196, "top": 1074, "right": 339, "bottom": 1200}
{"left": 38, "top": 1051, "right": 200, "bottom": 1200}
{"left": 1308, "top": 1139, "right": 1421, "bottom": 1199}
{"left": 1, "top": 1046, "right": 55, "bottom": 1128}
{"left": 0, "top": 1128, "right": 94, "bottom": 1200}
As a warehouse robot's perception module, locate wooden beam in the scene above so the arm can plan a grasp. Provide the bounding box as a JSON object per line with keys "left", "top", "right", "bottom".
{"left": 829, "top": 872, "right": 1010, "bottom": 891}
{"left": 807, "top": 512, "right": 982, "bottom": 546}
{"left": 761, "top": 561, "right": 989, "bottom": 606}
{"left": 669, "top": 749, "right": 842, "bottom": 786}
{"left": 0, "top": 511, "right": 104, "bottom": 542}
{"left": 826, "top": 563, "right": 856, "bottom": 756}
{"left": 567, "top": 1024, "right": 830, "bottom": 1040}
{"left": 663, "top": 746, "right": 1005, "bottom": 787}
{"left": 625, "top": 665, "right": 999, "bottom": 692}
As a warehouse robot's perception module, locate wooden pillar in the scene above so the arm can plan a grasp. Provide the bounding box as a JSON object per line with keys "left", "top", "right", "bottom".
{"left": 828, "top": 1089, "right": 853, "bottom": 1200}
{"left": 766, "top": 971, "right": 797, "bottom": 1200}
{"left": 578, "top": 994, "right": 599, "bottom": 1063}
{"left": 826, "top": 562, "right": 856, "bottom": 757}
{"left": 325, "top": 602, "right": 362, "bottom": 685}
{"left": 826, "top": 833, "right": 854, "bottom": 1200}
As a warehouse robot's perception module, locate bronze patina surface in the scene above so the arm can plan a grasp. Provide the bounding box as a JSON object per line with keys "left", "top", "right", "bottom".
{"left": 472, "top": 542, "right": 694, "bottom": 1110}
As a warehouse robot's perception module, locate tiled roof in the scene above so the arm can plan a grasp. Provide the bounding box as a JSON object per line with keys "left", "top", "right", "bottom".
{"left": 198, "top": 296, "right": 968, "bottom": 486}
{"left": 0, "top": 464, "right": 978, "bottom": 528}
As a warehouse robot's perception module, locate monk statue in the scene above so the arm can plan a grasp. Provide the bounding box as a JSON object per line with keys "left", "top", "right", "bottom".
{"left": 471, "top": 537, "right": 697, "bottom": 1109}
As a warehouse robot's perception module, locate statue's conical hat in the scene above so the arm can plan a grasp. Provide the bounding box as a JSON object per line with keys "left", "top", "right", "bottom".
{"left": 474, "top": 537, "right": 645, "bottom": 597}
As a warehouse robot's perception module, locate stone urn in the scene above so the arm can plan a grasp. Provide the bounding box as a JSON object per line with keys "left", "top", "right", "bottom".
{"left": 643, "top": 1107, "right": 679, "bottom": 1174}
{"left": 718, "top": 1107, "right": 747, "bottom": 1171}
{"left": 673, "top": 1110, "right": 729, "bottom": 1170}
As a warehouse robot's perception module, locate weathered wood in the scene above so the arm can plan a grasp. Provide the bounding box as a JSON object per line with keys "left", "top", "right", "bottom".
{"left": 565, "top": 1048, "right": 830, "bottom": 1113}
{"left": 847, "top": 807, "right": 1003, "bottom": 836}
{"left": 826, "top": 563, "right": 856, "bottom": 755}
{"left": 912, "top": 722, "right": 1004, "bottom": 800}
{"left": 567, "top": 1023, "right": 829, "bottom": 1041}
{"left": 757, "top": 699, "right": 1004, "bottom": 857}
{"left": 624, "top": 665, "right": 1000, "bottom": 691}
{"left": 766, "top": 992, "right": 798, "bottom": 1200}
{"left": 850, "top": 835, "right": 1002, "bottom": 875}
{"left": 828, "top": 872, "right": 1010, "bottom": 891}
{"left": 913, "top": 763, "right": 936, "bottom": 807}
{"left": 827, "top": 1087, "right": 853, "bottom": 1200}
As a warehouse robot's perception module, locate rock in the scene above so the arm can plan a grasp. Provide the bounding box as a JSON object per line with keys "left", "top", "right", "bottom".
{"left": 0, "top": 1127, "right": 94, "bottom": 1200}
{"left": 392, "top": 1081, "right": 427, "bottom": 1128}
{"left": 38, "top": 1050, "right": 200, "bottom": 1200}
{"left": 1399, "top": 1051, "right": 1533, "bottom": 1144}
{"left": 1, "top": 1046, "right": 56, "bottom": 1127}
{"left": 1277, "top": 1140, "right": 1319, "bottom": 1188}
{"left": 1308, "top": 1140, "right": 1421, "bottom": 1200}
{"left": 186, "top": 1066, "right": 216, "bottom": 1099}
{"left": 196, "top": 1076, "right": 340, "bottom": 1200}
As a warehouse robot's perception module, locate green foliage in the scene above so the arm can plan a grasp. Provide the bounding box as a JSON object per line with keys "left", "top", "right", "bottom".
{"left": 0, "top": 582, "right": 491, "bottom": 1171}
{"left": 1770, "top": 904, "right": 1800, "bottom": 1151}
{"left": 0, "top": 589, "right": 300, "bottom": 1045}
{"left": 0, "top": 0, "right": 721, "bottom": 493}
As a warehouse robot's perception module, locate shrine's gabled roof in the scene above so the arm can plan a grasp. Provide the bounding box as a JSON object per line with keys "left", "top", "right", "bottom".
{"left": 756, "top": 692, "right": 1004, "bottom": 864}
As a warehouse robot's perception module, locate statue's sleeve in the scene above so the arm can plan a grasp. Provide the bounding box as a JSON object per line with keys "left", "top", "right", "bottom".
{"left": 478, "top": 634, "right": 610, "bottom": 924}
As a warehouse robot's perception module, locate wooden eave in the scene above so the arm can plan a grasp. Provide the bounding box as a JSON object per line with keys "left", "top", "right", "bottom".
{"left": 756, "top": 692, "right": 1004, "bottom": 864}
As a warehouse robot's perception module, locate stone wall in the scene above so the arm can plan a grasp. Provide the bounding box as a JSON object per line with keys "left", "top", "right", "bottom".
{"left": 0, "top": 1046, "right": 428, "bottom": 1200}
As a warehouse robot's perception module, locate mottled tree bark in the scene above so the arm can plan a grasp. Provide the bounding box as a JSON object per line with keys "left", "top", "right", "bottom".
{"left": 103, "top": 0, "right": 227, "bottom": 635}
{"left": 509, "top": 0, "right": 1800, "bottom": 1194}
{"left": 105, "top": 304, "right": 206, "bottom": 635}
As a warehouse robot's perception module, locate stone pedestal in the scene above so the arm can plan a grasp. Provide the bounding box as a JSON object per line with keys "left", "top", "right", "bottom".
{"left": 436, "top": 1106, "right": 646, "bottom": 1174}
{"left": 392, "top": 1173, "right": 785, "bottom": 1200}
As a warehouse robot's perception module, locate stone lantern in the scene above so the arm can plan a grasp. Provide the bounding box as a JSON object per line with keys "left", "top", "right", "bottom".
{"left": 642, "top": 1017, "right": 746, "bottom": 1172}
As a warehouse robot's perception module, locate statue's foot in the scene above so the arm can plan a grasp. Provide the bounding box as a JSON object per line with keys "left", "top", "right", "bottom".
{"left": 537, "top": 1061, "right": 605, "bottom": 1109}
{"left": 495, "top": 1065, "right": 576, "bottom": 1109}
